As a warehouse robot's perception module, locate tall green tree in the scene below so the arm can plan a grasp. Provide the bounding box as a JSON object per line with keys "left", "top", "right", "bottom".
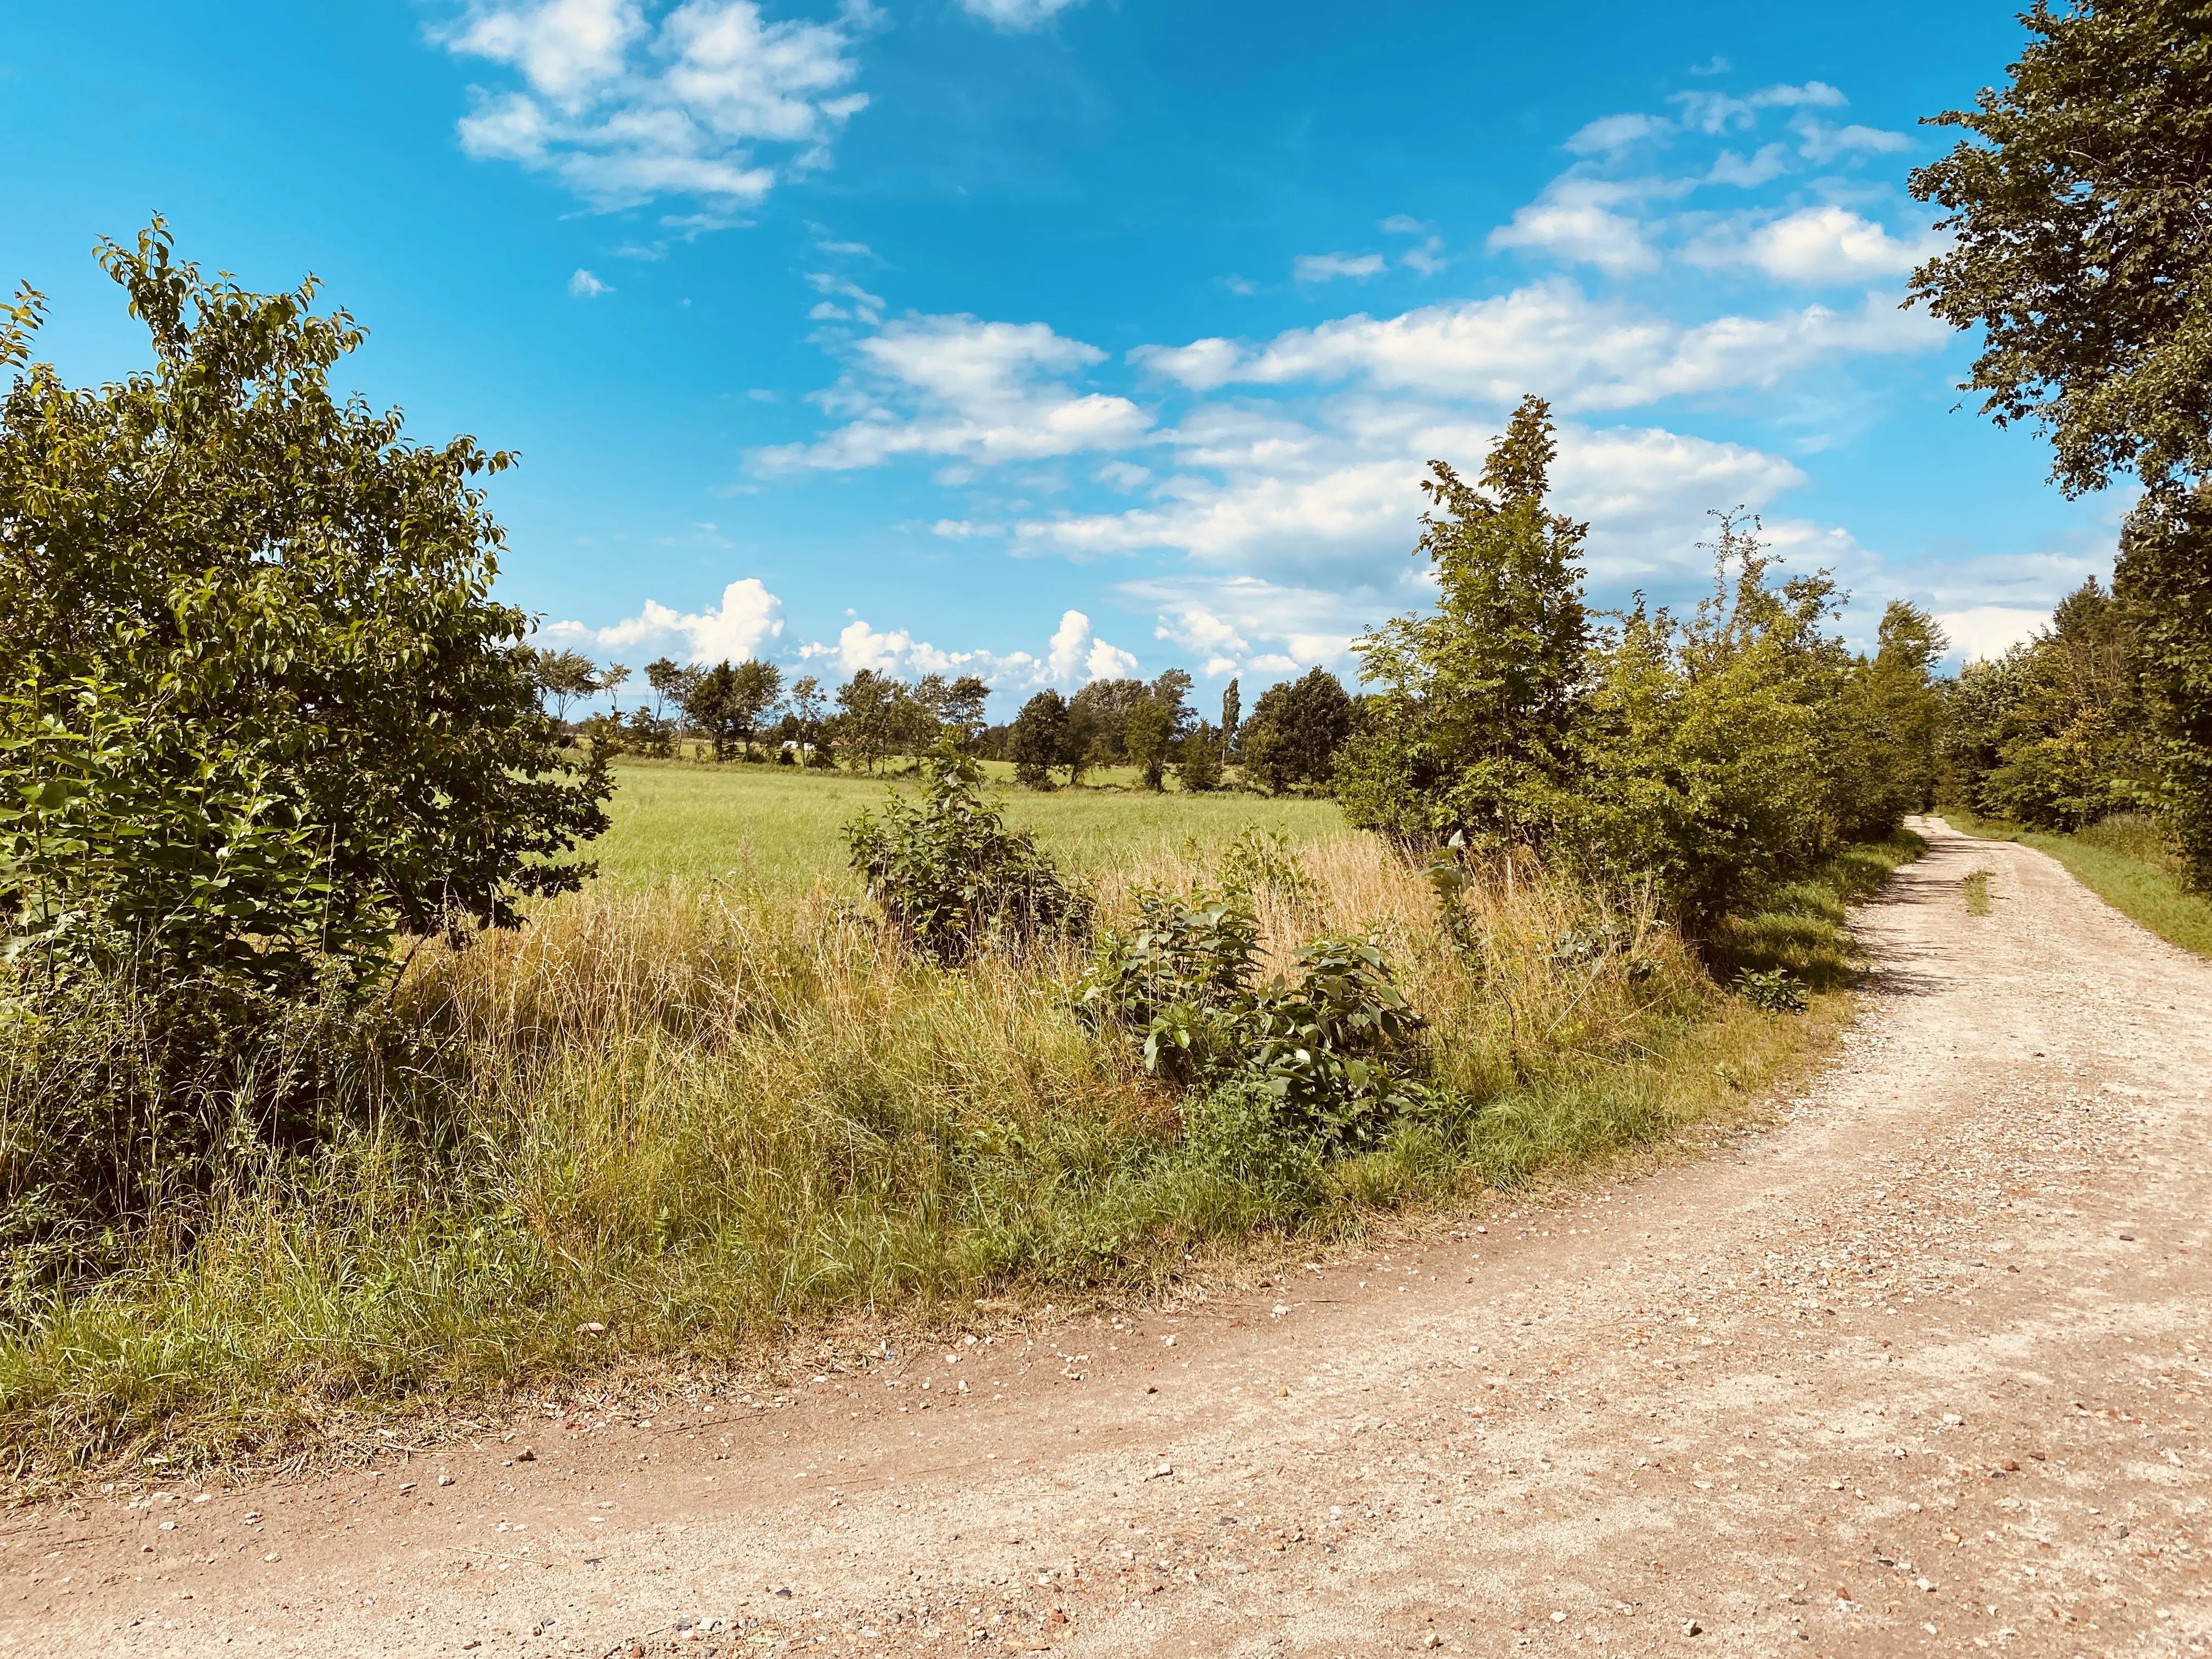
{"left": 1124, "top": 697, "right": 1174, "bottom": 791}
{"left": 1336, "top": 395, "right": 1589, "bottom": 843}
{"left": 532, "top": 648, "right": 603, "bottom": 725}
{"left": 1008, "top": 690, "right": 1071, "bottom": 788}
{"left": 1242, "top": 668, "right": 1355, "bottom": 794}
{"left": 832, "top": 669, "right": 902, "bottom": 772}
{"left": 0, "top": 221, "right": 610, "bottom": 988}
{"left": 1909, "top": 0, "right": 2212, "bottom": 883}
{"left": 685, "top": 658, "right": 783, "bottom": 760}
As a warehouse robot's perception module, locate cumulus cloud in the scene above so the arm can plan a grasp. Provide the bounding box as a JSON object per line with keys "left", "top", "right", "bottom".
{"left": 794, "top": 607, "right": 1133, "bottom": 690}
{"left": 1686, "top": 206, "right": 1944, "bottom": 284}
{"left": 753, "top": 314, "right": 1152, "bottom": 471}
{"left": 568, "top": 267, "right": 613, "bottom": 297}
{"left": 439, "top": 0, "right": 871, "bottom": 210}
{"left": 1293, "top": 251, "right": 1387, "bottom": 283}
{"left": 1129, "top": 279, "right": 1944, "bottom": 409}
{"left": 1487, "top": 178, "right": 1658, "bottom": 275}
{"left": 543, "top": 575, "right": 785, "bottom": 663}
{"left": 1046, "top": 610, "right": 1138, "bottom": 681}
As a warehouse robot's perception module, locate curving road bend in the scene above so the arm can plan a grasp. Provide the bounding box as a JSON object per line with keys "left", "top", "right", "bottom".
{"left": 4, "top": 817, "right": 2209, "bottom": 1657}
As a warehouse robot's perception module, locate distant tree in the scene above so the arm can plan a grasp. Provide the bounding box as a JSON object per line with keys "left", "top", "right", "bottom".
{"left": 1242, "top": 668, "right": 1356, "bottom": 794}
{"left": 730, "top": 658, "right": 784, "bottom": 758}
{"left": 787, "top": 673, "right": 829, "bottom": 765}
{"left": 833, "top": 668, "right": 902, "bottom": 772}
{"left": 1177, "top": 723, "right": 1225, "bottom": 793}
{"left": 939, "top": 673, "right": 992, "bottom": 744}
{"left": 685, "top": 662, "right": 743, "bottom": 760}
{"left": 646, "top": 656, "right": 701, "bottom": 725}
{"left": 1220, "top": 678, "right": 1242, "bottom": 761}
{"left": 1908, "top": 0, "right": 2212, "bottom": 884}
{"left": 1149, "top": 668, "right": 1195, "bottom": 736}
{"left": 600, "top": 662, "right": 631, "bottom": 716}
{"left": 1068, "top": 677, "right": 1148, "bottom": 766}
{"left": 1009, "top": 690, "right": 1070, "bottom": 788}
{"left": 533, "top": 648, "right": 602, "bottom": 725}
{"left": 1125, "top": 697, "right": 1173, "bottom": 791}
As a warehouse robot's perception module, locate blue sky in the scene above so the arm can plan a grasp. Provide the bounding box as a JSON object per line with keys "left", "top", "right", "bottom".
{"left": 2, "top": 1, "right": 2117, "bottom": 713}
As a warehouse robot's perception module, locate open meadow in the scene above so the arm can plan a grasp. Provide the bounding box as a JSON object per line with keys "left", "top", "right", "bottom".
{"left": 0, "top": 757, "right": 1917, "bottom": 1490}
{"left": 594, "top": 758, "right": 1344, "bottom": 890}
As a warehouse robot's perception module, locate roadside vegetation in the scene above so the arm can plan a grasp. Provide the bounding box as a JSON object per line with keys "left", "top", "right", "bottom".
{"left": 0, "top": 215, "right": 2013, "bottom": 1493}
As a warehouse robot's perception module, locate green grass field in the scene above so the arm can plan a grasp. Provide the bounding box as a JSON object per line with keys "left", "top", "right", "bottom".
{"left": 1938, "top": 810, "right": 2212, "bottom": 959}
{"left": 595, "top": 758, "right": 1347, "bottom": 890}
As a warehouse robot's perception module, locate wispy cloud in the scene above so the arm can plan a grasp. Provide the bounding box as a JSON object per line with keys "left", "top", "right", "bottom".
{"left": 1293, "top": 251, "right": 1387, "bottom": 283}
{"left": 753, "top": 314, "right": 1152, "bottom": 472}
{"left": 568, "top": 267, "right": 613, "bottom": 297}
{"left": 438, "top": 0, "right": 873, "bottom": 212}
{"left": 955, "top": 0, "right": 1090, "bottom": 30}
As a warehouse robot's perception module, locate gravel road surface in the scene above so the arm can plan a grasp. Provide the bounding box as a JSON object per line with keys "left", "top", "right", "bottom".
{"left": 5, "top": 817, "right": 2208, "bottom": 1658}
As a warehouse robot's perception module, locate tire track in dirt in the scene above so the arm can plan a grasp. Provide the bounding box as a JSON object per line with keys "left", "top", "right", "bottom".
{"left": 5, "top": 817, "right": 2208, "bottom": 1657}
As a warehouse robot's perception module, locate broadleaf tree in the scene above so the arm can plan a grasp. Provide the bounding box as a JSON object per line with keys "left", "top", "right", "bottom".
{"left": 0, "top": 221, "right": 612, "bottom": 992}
{"left": 1908, "top": 0, "right": 2212, "bottom": 883}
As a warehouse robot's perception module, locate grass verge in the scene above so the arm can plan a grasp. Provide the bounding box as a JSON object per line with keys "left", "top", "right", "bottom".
{"left": 1938, "top": 810, "right": 2212, "bottom": 958}
{"left": 0, "top": 821, "right": 1920, "bottom": 1496}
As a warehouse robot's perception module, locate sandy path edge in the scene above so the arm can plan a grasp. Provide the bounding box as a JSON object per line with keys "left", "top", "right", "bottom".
{"left": 5, "top": 816, "right": 2208, "bottom": 1658}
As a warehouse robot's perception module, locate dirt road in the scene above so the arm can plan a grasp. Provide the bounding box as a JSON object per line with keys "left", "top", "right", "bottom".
{"left": 5, "top": 817, "right": 2209, "bottom": 1658}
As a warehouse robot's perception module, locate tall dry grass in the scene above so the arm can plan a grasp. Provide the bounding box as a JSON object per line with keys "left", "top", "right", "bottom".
{"left": 0, "top": 828, "right": 1899, "bottom": 1488}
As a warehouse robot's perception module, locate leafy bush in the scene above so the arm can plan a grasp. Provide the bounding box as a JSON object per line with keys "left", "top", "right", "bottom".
{"left": 1176, "top": 726, "right": 1224, "bottom": 792}
{"left": 0, "top": 225, "right": 610, "bottom": 985}
{"left": 1336, "top": 397, "right": 1947, "bottom": 934}
{"left": 1733, "top": 967, "right": 1808, "bottom": 1014}
{"left": 1076, "top": 880, "right": 1448, "bottom": 1151}
{"left": 843, "top": 741, "right": 1090, "bottom": 964}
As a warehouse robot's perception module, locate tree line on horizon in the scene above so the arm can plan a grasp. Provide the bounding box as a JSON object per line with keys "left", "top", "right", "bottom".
{"left": 528, "top": 640, "right": 1363, "bottom": 795}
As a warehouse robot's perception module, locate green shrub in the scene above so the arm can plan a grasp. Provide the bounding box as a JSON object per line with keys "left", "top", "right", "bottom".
{"left": 1076, "top": 882, "right": 1450, "bottom": 1151}
{"left": 843, "top": 741, "right": 1091, "bottom": 964}
{"left": 1732, "top": 967, "right": 1808, "bottom": 1014}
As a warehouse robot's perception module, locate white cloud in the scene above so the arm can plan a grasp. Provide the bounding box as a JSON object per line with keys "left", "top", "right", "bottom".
{"left": 1015, "top": 402, "right": 1813, "bottom": 605}
{"left": 793, "top": 607, "right": 1132, "bottom": 691}
{"left": 1791, "top": 116, "right": 1911, "bottom": 162}
{"left": 1687, "top": 206, "right": 1944, "bottom": 284}
{"left": 568, "top": 267, "right": 613, "bottom": 297}
{"left": 1487, "top": 179, "right": 1658, "bottom": 275}
{"left": 1565, "top": 111, "right": 1668, "bottom": 155}
{"left": 957, "top": 0, "right": 1088, "bottom": 28}
{"left": 1293, "top": 251, "right": 1387, "bottom": 283}
{"left": 1936, "top": 606, "right": 2053, "bottom": 663}
{"left": 544, "top": 575, "right": 785, "bottom": 663}
{"left": 441, "top": 0, "right": 870, "bottom": 210}
{"left": 1130, "top": 279, "right": 1944, "bottom": 409}
{"left": 753, "top": 314, "right": 1152, "bottom": 471}
{"left": 1046, "top": 609, "right": 1138, "bottom": 682}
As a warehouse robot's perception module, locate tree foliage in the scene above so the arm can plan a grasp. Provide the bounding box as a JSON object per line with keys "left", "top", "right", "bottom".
{"left": 1336, "top": 396, "right": 1589, "bottom": 842}
{"left": 1908, "top": 0, "right": 2212, "bottom": 496}
{"left": 1240, "top": 669, "right": 1355, "bottom": 794}
{"left": 1939, "top": 578, "right": 2155, "bottom": 828}
{"left": 1909, "top": 0, "right": 2212, "bottom": 885}
{"left": 0, "top": 222, "right": 610, "bottom": 995}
